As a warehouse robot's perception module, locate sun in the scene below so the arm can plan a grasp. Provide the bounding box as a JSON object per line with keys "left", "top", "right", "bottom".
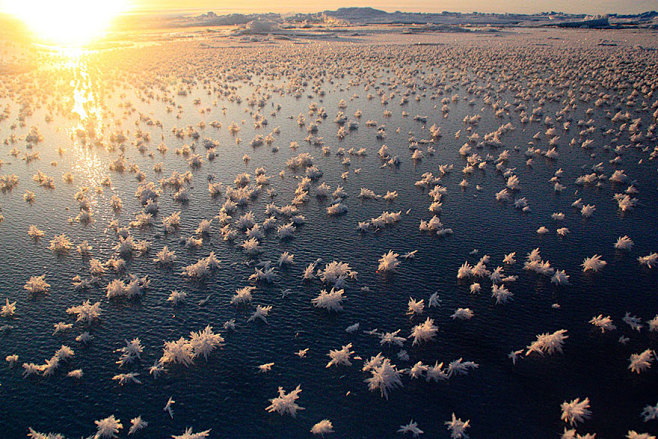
{"left": 3, "top": 0, "right": 129, "bottom": 46}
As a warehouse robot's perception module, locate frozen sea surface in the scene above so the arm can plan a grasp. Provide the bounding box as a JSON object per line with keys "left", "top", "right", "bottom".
{"left": 0, "top": 28, "right": 657, "bottom": 438}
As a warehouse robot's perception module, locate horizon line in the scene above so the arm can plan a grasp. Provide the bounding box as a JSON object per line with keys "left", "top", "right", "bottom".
{"left": 113, "top": 7, "right": 658, "bottom": 16}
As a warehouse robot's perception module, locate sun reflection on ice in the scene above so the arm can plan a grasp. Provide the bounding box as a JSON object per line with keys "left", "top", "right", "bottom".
{"left": 56, "top": 49, "right": 107, "bottom": 198}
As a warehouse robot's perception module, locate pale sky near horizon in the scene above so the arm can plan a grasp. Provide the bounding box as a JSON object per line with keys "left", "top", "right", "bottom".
{"left": 125, "top": 0, "right": 658, "bottom": 14}
{"left": 0, "top": 0, "right": 657, "bottom": 15}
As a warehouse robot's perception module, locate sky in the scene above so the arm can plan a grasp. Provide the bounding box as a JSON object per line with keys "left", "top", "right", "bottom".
{"left": 0, "top": 0, "right": 656, "bottom": 15}
{"left": 126, "top": 0, "right": 658, "bottom": 14}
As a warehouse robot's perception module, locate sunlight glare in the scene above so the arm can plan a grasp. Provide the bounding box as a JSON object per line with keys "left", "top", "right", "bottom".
{"left": 4, "top": 0, "right": 128, "bottom": 46}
